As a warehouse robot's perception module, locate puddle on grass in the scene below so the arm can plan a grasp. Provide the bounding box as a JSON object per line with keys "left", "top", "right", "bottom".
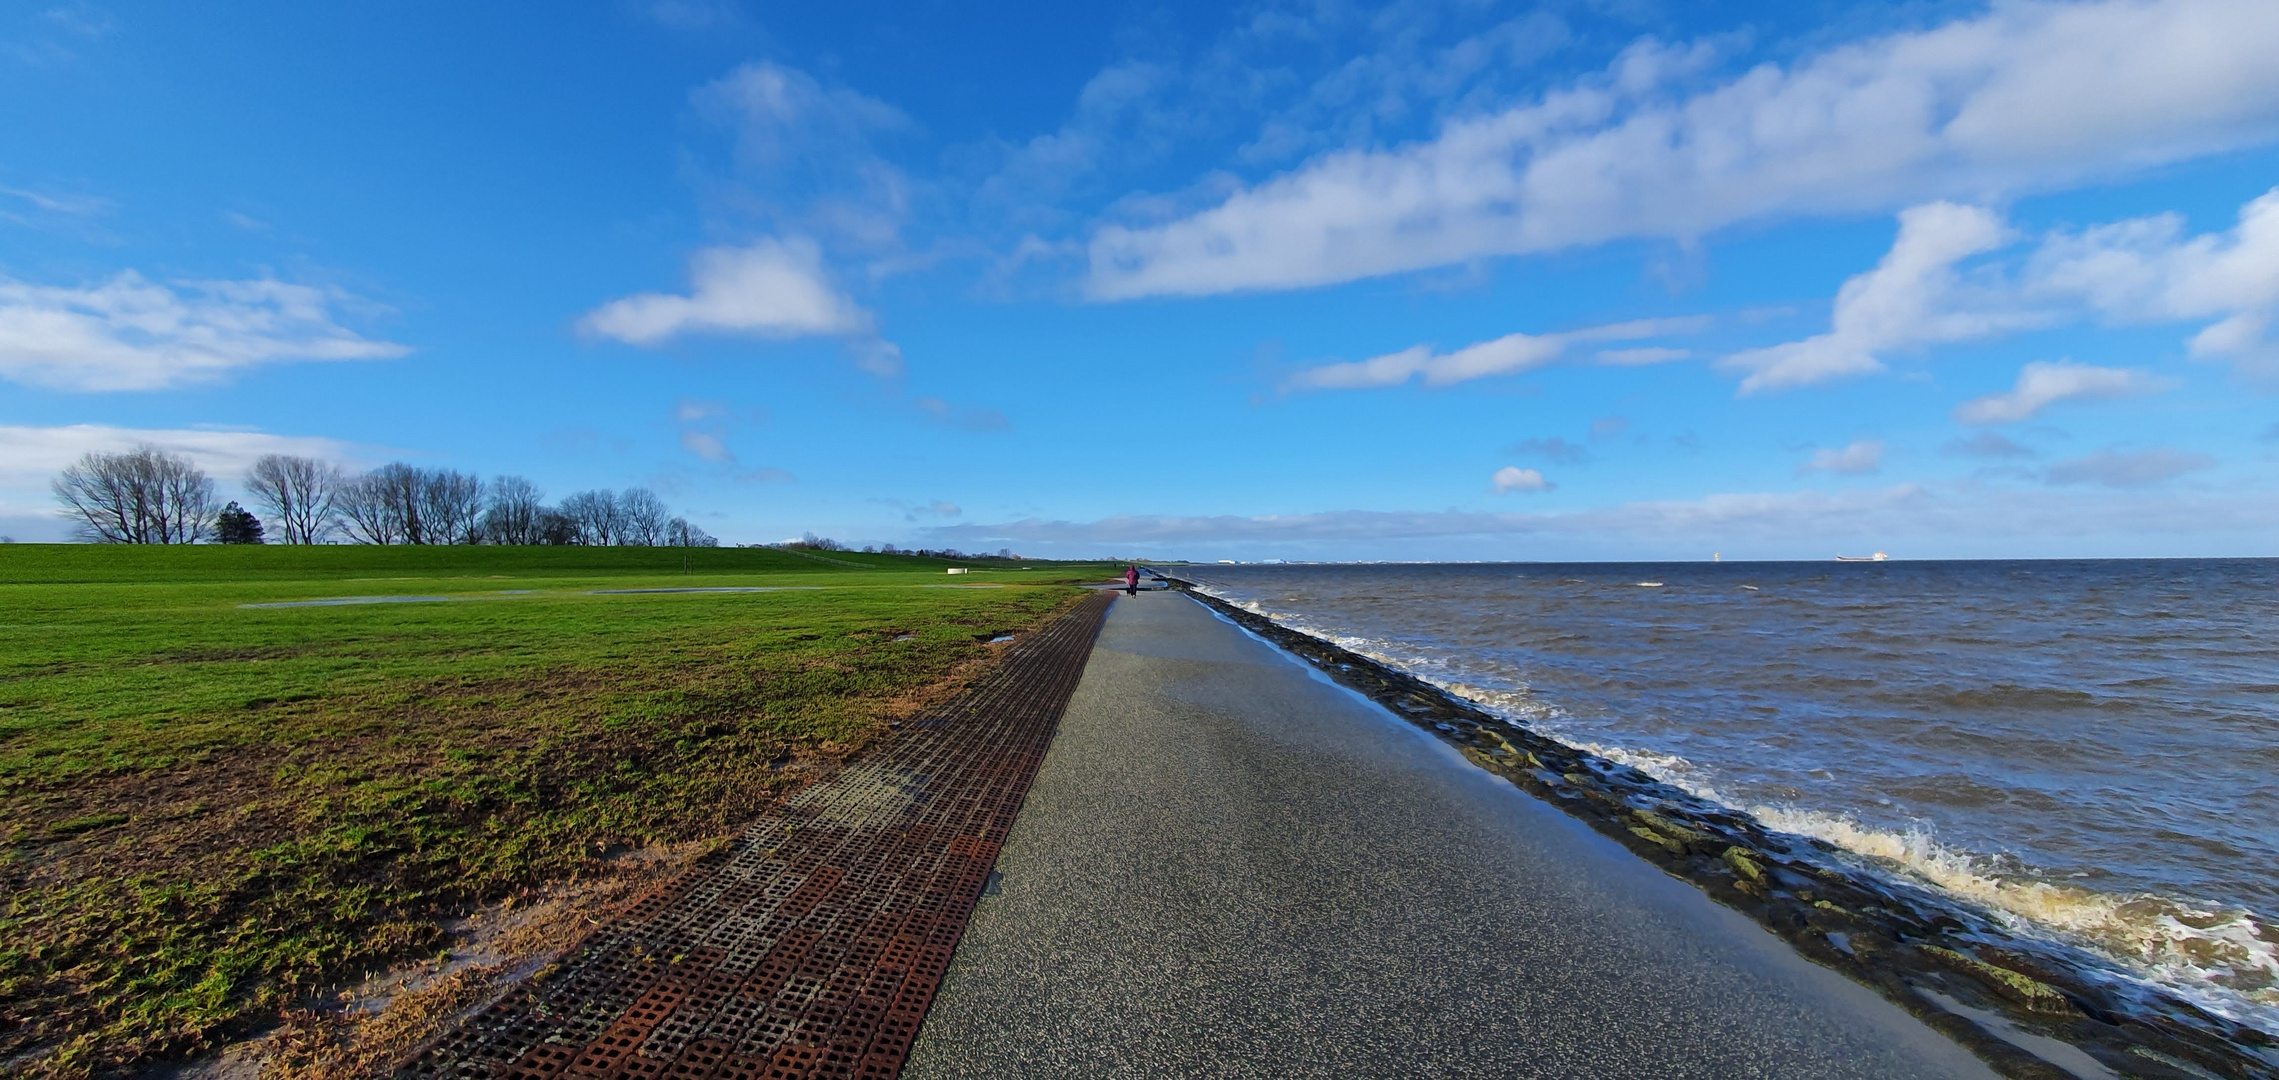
{"left": 240, "top": 595, "right": 454, "bottom": 609}
{"left": 242, "top": 586, "right": 818, "bottom": 608}
{"left": 586, "top": 586, "right": 824, "bottom": 595}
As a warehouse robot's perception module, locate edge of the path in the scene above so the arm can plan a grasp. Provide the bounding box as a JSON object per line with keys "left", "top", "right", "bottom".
{"left": 1158, "top": 577, "right": 2276, "bottom": 1080}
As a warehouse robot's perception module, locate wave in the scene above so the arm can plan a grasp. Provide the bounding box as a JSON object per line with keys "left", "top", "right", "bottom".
{"left": 1869, "top": 682, "right": 2110, "bottom": 711}
{"left": 1435, "top": 684, "right": 2279, "bottom": 1036}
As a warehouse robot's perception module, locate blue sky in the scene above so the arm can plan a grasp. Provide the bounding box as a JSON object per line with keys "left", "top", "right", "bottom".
{"left": 3, "top": 0, "right": 2276, "bottom": 559}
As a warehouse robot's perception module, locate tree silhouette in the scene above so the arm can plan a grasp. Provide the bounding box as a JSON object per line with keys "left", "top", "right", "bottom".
{"left": 216, "top": 502, "right": 265, "bottom": 544}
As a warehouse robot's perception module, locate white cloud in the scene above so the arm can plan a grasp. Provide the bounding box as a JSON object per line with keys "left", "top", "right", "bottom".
{"left": 2045, "top": 446, "right": 2213, "bottom": 487}
{"left": 1085, "top": 0, "right": 2279, "bottom": 299}
{"left": 1799, "top": 439, "right": 1884, "bottom": 476}
{"left": 1946, "top": 431, "right": 2036, "bottom": 459}
{"left": 1289, "top": 316, "right": 1703, "bottom": 391}
{"left": 847, "top": 337, "right": 904, "bottom": 378}
{"left": 1953, "top": 361, "right": 2165, "bottom": 424}
{"left": 914, "top": 396, "right": 1011, "bottom": 432}
{"left": 579, "top": 239, "right": 869, "bottom": 347}
{"left": 679, "top": 430, "right": 732, "bottom": 462}
{"left": 670, "top": 396, "right": 770, "bottom": 464}
{"left": 673, "top": 398, "right": 728, "bottom": 423}
{"left": 0, "top": 185, "right": 108, "bottom": 218}
{"left": 1491, "top": 465, "right": 1552, "bottom": 493}
{"left": 0, "top": 423, "right": 362, "bottom": 540}
{"left": 40, "top": 4, "right": 114, "bottom": 37}
{"left": 1722, "top": 203, "right": 2038, "bottom": 394}
{"left": 1506, "top": 436, "right": 1589, "bottom": 464}
{"left": 1725, "top": 186, "right": 2279, "bottom": 391}
{"left": 955, "top": 6, "right": 1595, "bottom": 294}
{"left": 1596, "top": 346, "right": 1689, "bottom": 366}
{"left": 2026, "top": 186, "right": 2279, "bottom": 375}
{"left": 694, "top": 63, "right": 913, "bottom": 250}
{"left": 0, "top": 272, "right": 407, "bottom": 392}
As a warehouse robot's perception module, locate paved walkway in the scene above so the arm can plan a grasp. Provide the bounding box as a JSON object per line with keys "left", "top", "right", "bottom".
{"left": 903, "top": 591, "right": 1997, "bottom": 1079}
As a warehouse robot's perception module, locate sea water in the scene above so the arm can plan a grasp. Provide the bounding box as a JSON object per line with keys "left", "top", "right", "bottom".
{"left": 1175, "top": 559, "right": 2279, "bottom": 1032}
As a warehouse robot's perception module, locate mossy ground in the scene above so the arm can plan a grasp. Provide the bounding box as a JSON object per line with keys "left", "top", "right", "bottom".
{"left": 0, "top": 545, "right": 1113, "bottom": 1077}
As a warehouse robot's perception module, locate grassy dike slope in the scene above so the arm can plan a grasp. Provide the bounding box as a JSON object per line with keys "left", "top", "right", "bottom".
{"left": 0, "top": 545, "right": 1112, "bottom": 1076}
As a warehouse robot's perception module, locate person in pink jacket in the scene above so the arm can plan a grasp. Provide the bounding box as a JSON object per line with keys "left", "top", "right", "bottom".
{"left": 1124, "top": 566, "right": 1139, "bottom": 596}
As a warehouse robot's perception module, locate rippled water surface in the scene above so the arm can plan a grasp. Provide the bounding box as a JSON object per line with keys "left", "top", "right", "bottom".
{"left": 1178, "top": 559, "right": 2279, "bottom": 1026}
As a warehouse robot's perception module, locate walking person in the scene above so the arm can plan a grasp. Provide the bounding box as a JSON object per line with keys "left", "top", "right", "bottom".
{"left": 1124, "top": 565, "right": 1140, "bottom": 596}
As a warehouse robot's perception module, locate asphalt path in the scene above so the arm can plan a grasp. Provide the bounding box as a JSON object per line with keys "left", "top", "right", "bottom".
{"left": 902, "top": 589, "right": 1998, "bottom": 1079}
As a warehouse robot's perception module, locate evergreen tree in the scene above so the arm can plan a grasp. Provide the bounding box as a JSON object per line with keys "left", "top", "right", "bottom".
{"left": 215, "top": 501, "right": 265, "bottom": 544}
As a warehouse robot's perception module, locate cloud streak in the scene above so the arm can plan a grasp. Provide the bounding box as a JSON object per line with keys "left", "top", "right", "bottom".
{"left": 915, "top": 396, "right": 1011, "bottom": 432}
{"left": 0, "top": 272, "right": 407, "bottom": 392}
{"left": 1798, "top": 439, "right": 1884, "bottom": 476}
{"left": 1085, "top": 0, "right": 2279, "bottom": 299}
{"left": 1722, "top": 203, "right": 2038, "bottom": 393}
{"left": 1288, "top": 316, "right": 1706, "bottom": 391}
{"left": 2045, "top": 447, "right": 2213, "bottom": 487}
{"left": 1954, "top": 362, "right": 2165, "bottom": 424}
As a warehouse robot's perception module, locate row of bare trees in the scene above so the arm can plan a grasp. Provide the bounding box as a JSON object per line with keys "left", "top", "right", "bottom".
{"left": 53, "top": 446, "right": 719, "bottom": 546}
{"left": 52, "top": 446, "right": 219, "bottom": 544}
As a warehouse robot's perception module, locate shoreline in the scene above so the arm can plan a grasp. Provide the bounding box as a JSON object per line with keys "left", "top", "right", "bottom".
{"left": 1164, "top": 577, "right": 2276, "bottom": 1080}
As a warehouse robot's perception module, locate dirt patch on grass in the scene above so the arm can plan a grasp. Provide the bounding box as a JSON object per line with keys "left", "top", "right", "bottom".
{"left": 168, "top": 838, "right": 720, "bottom": 1080}
{"left": 4, "top": 746, "right": 301, "bottom": 885}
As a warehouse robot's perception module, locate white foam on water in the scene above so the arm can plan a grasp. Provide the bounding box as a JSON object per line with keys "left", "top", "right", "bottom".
{"left": 1745, "top": 803, "right": 2279, "bottom": 1033}
{"left": 1438, "top": 682, "right": 2279, "bottom": 1036}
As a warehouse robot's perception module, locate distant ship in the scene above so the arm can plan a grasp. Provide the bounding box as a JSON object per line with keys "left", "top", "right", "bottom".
{"left": 1835, "top": 551, "right": 1890, "bottom": 562}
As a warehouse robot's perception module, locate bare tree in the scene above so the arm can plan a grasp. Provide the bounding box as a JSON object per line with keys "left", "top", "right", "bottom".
{"left": 420, "top": 469, "right": 484, "bottom": 544}
{"left": 244, "top": 454, "right": 342, "bottom": 544}
{"left": 481, "top": 476, "right": 545, "bottom": 545}
{"left": 335, "top": 472, "right": 395, "bottom": 544}
{"left": 52, "top": 445, "right": 216, "bottom": 543}
{"left": 374, "top": 464, "right": 429, "bottom": 544}
{"left": 618, "top": 487, "right": 669, "bottom": 546}
{"left": 559, "top": 489, "right": 620, "bottom": 546}
{"left": 336, "top": 463, "right": 425, "bottom": 544}
{"left": 538, "top": 508, "right": 578, "bottom": 545}
{"left": 665, "top": 516, "right": 718, "bottom": 547}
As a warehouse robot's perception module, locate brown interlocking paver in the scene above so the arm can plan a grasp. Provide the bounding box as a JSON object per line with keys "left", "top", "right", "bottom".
{"left": 399, "top": 592, "right": 1114, "bottom": 1080}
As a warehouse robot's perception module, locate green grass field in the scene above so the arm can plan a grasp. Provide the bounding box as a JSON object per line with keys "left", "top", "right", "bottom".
{"left": 0, "top": 545, "right": 1116, "bottom": 1077}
